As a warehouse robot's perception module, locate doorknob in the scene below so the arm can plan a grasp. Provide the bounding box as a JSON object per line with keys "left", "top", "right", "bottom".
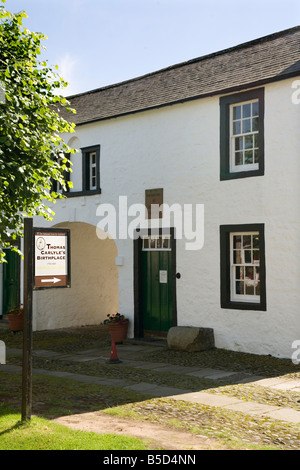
{"left": 176, "top": 273, "right": 181, "bottom": 279}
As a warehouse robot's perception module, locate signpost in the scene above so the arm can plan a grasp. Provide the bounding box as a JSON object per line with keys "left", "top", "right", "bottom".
{"left": 22, "top": 220, "right": 70, "bottom": 422}
{"left": 22, "top": 218, "right": 33, "bottom": 422}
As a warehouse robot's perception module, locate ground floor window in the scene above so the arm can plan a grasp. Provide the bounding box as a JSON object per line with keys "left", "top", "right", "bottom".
{"left": 141, "top": 234, "right": 171, "bottom": 251}
{"left": 220, "top": 224, "right": 266, "bottom": 310}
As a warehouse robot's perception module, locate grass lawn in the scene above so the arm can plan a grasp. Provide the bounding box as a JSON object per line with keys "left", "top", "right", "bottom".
{"left": 0, "top": 403, "right": 149, "bottom": 451}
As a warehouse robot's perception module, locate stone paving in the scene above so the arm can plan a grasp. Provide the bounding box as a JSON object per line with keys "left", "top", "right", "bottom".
{"left": 1, "top": 343, "right": 300, "bottom": 424}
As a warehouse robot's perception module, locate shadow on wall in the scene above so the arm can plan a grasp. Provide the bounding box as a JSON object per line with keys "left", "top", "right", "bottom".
{"left": 35, "top": 222, "right": 119, "bottom": 330}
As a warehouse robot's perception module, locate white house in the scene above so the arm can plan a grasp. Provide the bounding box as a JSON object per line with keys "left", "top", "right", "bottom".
{"left": 1, "top": 26, "right": 300, "bottom": 358}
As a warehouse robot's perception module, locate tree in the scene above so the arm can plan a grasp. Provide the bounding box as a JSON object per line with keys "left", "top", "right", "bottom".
{"left": 0, "top": 0, "right": 76, "bottom": 262}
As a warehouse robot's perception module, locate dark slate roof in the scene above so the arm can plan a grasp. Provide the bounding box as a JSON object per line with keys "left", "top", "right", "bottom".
{"left": 63, "top": 26, "right": 300, "bottom": 126}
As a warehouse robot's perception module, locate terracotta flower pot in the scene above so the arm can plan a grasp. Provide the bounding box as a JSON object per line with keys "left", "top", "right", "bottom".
{"left": 107, "top": 322, "right": 128, "bottom": 344}
{"left": 7, "top": 314, "right": 23, "bottom": 332}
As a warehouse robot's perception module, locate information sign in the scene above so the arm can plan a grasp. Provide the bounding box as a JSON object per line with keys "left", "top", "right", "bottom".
{"left": 33, "top": 228, "right": 70, "bottom": 289}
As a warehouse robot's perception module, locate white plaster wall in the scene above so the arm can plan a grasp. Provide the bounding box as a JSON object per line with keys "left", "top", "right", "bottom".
{"left": 32, "top": 77, "right": 300, "bottom": 357}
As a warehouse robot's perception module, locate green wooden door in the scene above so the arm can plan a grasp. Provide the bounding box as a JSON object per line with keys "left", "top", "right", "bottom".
{"left": 141, "top": 236, "right": 173, "bottom": 334}
{"left": 2, "top": 249, "right": 20, "bottom": 315}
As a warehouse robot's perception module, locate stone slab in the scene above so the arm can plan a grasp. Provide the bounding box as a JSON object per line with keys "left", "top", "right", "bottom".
{"left": 264, "top": 408, "right": 300, "bottom": 424}
{"left": 171, "top": 391, "right": 242, "bottom": 407}
{"left": 187, "top": 368, "right": 235, "bottom": 379}
{"left": 269, "top": 380, "right": 300, "bottom": 391}
{"left": 125, "top": 382, "right": 190, "bottom": 397}
{"left": 167, "top": 326, "right": 215, "bottom": 352}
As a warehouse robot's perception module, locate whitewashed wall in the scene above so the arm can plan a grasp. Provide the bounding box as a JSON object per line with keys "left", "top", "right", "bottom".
{"left": 31, "top": 77, "right": 300, "bottom": 357}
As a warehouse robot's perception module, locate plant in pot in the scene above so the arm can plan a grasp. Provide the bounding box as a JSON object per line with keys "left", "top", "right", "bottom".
{"left": 7, "top": 304, "right": 24, "bottom": 332}
{"left": 104, "top": 313, "right": 129, "bottom": 344}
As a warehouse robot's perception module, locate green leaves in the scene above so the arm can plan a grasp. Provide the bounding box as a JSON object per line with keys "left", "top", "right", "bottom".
{"left": 0, "top": 3, "right": 76, "bottom": 260}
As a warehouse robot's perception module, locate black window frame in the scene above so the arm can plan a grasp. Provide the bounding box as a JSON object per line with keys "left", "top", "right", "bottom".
{"left": 220, "top": 223, "right": 266, "bottom": 311}
{"left": 51, "top": 153, "right": 71, "bottom": 194}
{"left": 81, "top": 145, "right": 101, "bottom": 195}
{"left": 220, "top": 88, "right": 265, "bottom": 181}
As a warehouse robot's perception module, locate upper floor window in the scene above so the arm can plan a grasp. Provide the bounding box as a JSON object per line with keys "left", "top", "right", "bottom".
{"left": 231, "top": 100, "right": 259, "bottom": 173}
{"left": 51, "top": 154, "right": 70, "bottom": 194}
{"left": 220, "top": 88, "right": 264, "bottom": 180}
{"left": 81, "top": 145, "right": 101, "bottom": 194}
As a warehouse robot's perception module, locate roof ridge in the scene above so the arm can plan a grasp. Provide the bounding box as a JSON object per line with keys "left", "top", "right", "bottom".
{"left": 66, "top": 25, "right": 300, "bottom": 100}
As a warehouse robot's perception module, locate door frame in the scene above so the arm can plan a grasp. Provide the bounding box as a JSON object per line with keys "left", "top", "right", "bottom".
{"left": 1, "top": 241, "right": 21, "bottom": 318}
{"left": 133, "top": 227, "right": 177, "bottom": 338}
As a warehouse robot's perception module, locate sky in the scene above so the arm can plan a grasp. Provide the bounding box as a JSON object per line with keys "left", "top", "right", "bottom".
{"left": 4, "top": 0, "right": 300, "bottom": 96}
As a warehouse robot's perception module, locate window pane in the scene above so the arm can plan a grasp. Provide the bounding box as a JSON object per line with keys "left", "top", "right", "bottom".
{"left": 254, "top": 134, "right": 259, "bottom": 148}
{"left": 245, "top": 135, "right": 253, "bottom": 149}
{"left": 252, "top": 101, "right": 259, "bottom": 117}
{"left": 245, "top": 150, "right": 253, "bottom": 164}
{"left": 143, "top": 238, "right": 149, "bottom": 249}
{"left": 245, "top": 266, "right": 254, "bottom": 279}
{"left": 163, "top": 237, "right": 169, "bottom": 249}
{"left": 253, "top": 250, "right": 260, "bottom": 263}
{"left": 243, "top": 235, "right": 251, "bottom": 248}
{"left": 236, "top": 266, "right": 244, "bottom": 279}
{"left": 243, "top": 119, "right": 251, "bottom": 133}
{"left": 252, "top": 117, "right": 259, "bottom": 132}
{"left": 235, "top": 137, "right": 243, "bottom": 150}
{"left": 256, "top": 281, "right": 260, "bottom": 295}
{"left": 235, "top": 152, "right": 243, "bottom": 166}
{"left": 234, "top": 250, "right": 242, "bottom": 264}
{"left": 243, "top": 103, "right": 251, "bottom": 118}
{"left": 246, "top": 284, "right": 255, "bottom": 295}
{"left": 233, "top": 105, "right": 241, "bottom": 120}
{"left": 254, "top": 149, "right": 259, "bottom": 163}
{"left": 236, "top": 281, "right": 244, "bottom": 294}
{"left": 244, "top": 250, "right": 251, "bottom": 263}
{"left": 233, "top": 235, "right": 242, "bottom": 249}
{"left": 253, "top": 235, "right": 259, "bottom": 249}
{"left": 233, "top": 121, "right": 241, "bottom": 135}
